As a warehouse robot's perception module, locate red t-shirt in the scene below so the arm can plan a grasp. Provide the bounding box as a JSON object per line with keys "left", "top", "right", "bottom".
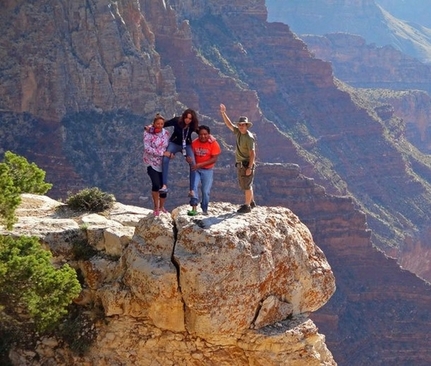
{"left": 191, "top": 138, "right": 221, "bottom": 169}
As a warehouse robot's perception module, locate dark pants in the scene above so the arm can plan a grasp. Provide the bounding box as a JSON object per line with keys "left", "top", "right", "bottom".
{"left": 147, "top": 166, "right": 167, "bottom": 198}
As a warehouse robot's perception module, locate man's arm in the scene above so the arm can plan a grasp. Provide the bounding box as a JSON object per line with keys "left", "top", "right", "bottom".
{"left": 246, "top": 149, "right": 256, "bottom": 176}
{"left": 197, "top": 154, "right": 219, "bottom": 169}
{"left": 248, "top": 149, "right": 255, "bottom": 168}
{"left": 220, "top": 104, "right": 234, "bottom": 132}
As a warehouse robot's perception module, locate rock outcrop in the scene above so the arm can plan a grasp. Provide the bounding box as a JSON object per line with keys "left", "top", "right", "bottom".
{"left": 3, "top": 194, "right": 336, "bottom": 365}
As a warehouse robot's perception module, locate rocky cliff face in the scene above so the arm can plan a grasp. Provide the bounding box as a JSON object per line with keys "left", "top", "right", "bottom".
{"left": 253, "top": 164, "right": 431, "bottom": 365}
{"left": 296, "top": 32, "right": 431, "bottom": 278}
{"left": 3, "top": 194, "right": 336, "bottom": 365}
{"left": 301, "top": 31, "right": 431, "bottom": 153}
{"left": 0, "top": 0, "right": 177, "bottom": 120}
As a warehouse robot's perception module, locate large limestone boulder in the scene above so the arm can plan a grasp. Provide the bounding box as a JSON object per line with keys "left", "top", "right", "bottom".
{"left": 172, "top": 202, "right": 335, "bottom": 339}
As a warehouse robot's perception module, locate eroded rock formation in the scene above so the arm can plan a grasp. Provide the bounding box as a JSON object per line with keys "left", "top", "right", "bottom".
{"left": 3, "top": 194, "right": 336, "bottom": 365}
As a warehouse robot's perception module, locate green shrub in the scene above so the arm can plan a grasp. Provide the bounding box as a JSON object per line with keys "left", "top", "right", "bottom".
{"left": 0, "top": 151, "right": 53, "bottom": 230}
{"left": 0, "top": 235, "right": 81, "bottom": 332}
{"left": 2, "top": 151, "right": 52, "bottom": 195}
{"left": 0, "top": 164, "right": 21, "bottom": 230}
{"left": 66, "top": 187, "right": 115, "bottom": 212}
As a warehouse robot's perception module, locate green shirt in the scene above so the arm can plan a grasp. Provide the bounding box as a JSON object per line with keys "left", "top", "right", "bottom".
{"left": 233, "top": 127, "right": 255, "bottom": 163}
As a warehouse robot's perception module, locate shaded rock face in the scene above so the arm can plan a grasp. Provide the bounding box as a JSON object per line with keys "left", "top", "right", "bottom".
{"left": 3, "top": 195, "right": 336, "bottom": 365}
{"left": 0, "top": 0, "right": 176, "bottom": 120}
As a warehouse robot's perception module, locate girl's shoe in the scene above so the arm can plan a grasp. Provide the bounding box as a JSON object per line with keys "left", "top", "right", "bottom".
{"left": 187, "top": 209, "right": 198, "bottom": 216}
{"left": 153, "top": 210, "right": 160, "bottom": 216}
{"left": 160, "top": 207, "right": 168, "bottom": 214}
{"left": 159, "top": 187, "right": 168, "bottom": 193}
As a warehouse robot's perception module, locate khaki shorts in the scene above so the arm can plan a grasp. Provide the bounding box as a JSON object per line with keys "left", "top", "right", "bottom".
{"left": 236, "top": 164, "right": 255, "bottom": 190}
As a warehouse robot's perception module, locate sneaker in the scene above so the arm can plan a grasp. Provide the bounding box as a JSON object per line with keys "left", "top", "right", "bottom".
{"left": 250, "top": 201, "right": 256, "bottom": 209}
{"left": 159, "top": 187, "right": 168, "bottom": 193}
{"left": 153, "top": 210, "right": 160, "bottom": 216}
{"left": 237, "top": 204, "right": 251, "bottom": 214}
{"left": 160, "top": 207, "right": 168, "bottom": 214}
{"left": 202, "top": 211, "right": 209, "bottom": 216}
{"left": 187, "top": 209, "right": 198, "bottom": 216}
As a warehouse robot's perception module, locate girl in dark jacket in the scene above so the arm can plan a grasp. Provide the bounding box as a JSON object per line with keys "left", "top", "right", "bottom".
{"left": 159, "top": 109, "right": 199, "bottom": 197}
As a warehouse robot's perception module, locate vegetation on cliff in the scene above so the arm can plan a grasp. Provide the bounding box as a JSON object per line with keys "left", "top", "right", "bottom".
{"left": 0, "top": 151, "right": 52, "bottom": 229}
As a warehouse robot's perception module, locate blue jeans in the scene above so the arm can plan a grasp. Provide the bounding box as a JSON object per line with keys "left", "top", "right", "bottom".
{"left": 190, "top": 168, "right": 213, "bottom": 213}
{"left": 162, "top": 142, "right": 195, "bottom": 190}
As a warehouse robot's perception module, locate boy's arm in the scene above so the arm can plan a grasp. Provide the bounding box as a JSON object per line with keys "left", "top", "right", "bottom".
{"left": 220, "top": 104, "right": 234, "bottom": 132}
{"left": 248, "top": 149, "right": 256, "bottom": 168}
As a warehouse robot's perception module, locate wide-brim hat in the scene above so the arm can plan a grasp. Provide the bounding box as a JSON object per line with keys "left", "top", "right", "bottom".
{"left": 236, "top": 116, "right": 253, "bottom": 128}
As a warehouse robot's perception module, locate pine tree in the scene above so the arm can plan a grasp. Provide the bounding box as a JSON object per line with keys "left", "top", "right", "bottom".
{"left": 0, "top": 235, "right": 81, "bottom": 332}
{"left": 0, "top": 163, "right": 21, "bottom": 230}
{"left": 0, "top": 151, "right": 52, "bottom": 229}
{"left": 2, "top": 151, "right": 52, "bottom": 195}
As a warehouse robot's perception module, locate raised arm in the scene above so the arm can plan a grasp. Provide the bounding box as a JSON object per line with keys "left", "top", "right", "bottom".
{"left": 220, "top": 104, "right": 234, "bottom": 132}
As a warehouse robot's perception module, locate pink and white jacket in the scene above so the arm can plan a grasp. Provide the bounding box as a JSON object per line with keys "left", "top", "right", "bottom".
{"left": 143, "top": 128, "right": 170, "bottom": 172}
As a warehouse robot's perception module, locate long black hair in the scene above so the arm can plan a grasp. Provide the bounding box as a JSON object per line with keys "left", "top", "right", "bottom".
{"left": 179, "top": 108, "right": 199, "bottom": 131}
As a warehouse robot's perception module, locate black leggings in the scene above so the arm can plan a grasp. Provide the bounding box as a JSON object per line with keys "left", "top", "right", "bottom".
{"left": 147, "top": 166, "right": 167, "bottom": 198}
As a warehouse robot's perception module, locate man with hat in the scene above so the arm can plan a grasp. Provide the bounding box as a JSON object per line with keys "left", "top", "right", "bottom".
{"left": 220, "top": 103, "right": 256, "bottom": 213}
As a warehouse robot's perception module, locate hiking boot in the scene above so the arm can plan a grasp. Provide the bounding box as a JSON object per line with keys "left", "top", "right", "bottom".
{"left": 250, "top": 200, "right": 256, "bottom": 209}
{"left": 237, "top": 204, "right": 251, "bottom": 214}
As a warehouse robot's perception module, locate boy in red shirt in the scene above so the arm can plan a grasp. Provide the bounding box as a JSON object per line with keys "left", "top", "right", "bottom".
{"left": 186, "top": 125, "right": 221, "bottom": 216}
